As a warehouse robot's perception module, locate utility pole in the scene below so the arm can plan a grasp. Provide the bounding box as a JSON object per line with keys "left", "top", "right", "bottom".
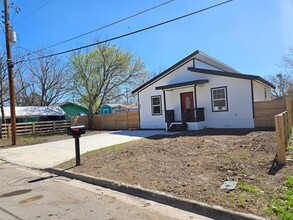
{"left": 3, "top": 0, "right": 17, "bottom": 145}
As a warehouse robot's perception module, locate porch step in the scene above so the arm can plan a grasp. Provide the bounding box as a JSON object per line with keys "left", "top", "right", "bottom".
{"left": 169, "top": 123, "right": 187, "bottom": 131}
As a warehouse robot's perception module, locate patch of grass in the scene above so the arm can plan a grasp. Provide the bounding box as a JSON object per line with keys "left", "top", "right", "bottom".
{"left": 266, "top": 176, "right": 293, "bottom": 220}
{"left": 0, "top": 133, "right": 70, "bottom": 148}
{"left": 239, "top": 182, "right": 260, "bottom": 195}
{"left": 257, "top": 176, "right": 265, "bottom": 183}
{"left": 239, "top": 168, "right": 246, "bottom": 174}
{"left": 287, "top": 135, "right": 293, "bottom": 152}
{"left": 83, "top": 141, "right": 131, "bottom": 156}
{"left": 57, "top": 141, "right": 131, "bottom": 169}
{"left": 225, "top": 191, "right": 252, "bottom": 209}
{"left": 223, "top": 155, "right": 240, "bottom": 164}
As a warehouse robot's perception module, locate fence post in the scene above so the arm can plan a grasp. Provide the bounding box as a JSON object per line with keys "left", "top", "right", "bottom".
{"left": 0, "top": 120, "right": 2, "bottom": 139}
{"left": 284, "top": 112, "right": 288, "bottom": 148}
{"left": 275, "top": 114, "right": 287, "bottom": 164}
{"left": 53, "top": 121, "right": 56, "bottom": 134}
{"left": 286, "top": 97, "right": 292, "bottom": 133}
{"left": 7, "top": 124, "right": 11, "bottom": 138}
{"left": 114, "top": 113, "right": 117, "bottom": 130}
{"left": 126, "top": 111, "right": 129, "bottom": 129}
{"left": 101, "top": 114, "right": 104, "bottom": 130}
{"left": 32, "top": 123, "right": 35, "bottom": 135}
{"left": 290, "top": 98, "right": 293, "bottom": 130}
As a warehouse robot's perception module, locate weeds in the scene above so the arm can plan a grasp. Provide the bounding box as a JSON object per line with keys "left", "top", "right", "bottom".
{"left": 57, "top": 142, "right": 129, "bottom": 169}
{"left": 266, "top": 176, "right": 293, "bottom": 220}
{"left": 239, "top": 182, "right": 260, "bottom": 195}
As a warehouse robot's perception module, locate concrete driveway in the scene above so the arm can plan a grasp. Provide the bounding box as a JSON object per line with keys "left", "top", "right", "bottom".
{"left": 0, "top": 130, "right": 175, "bottom": 169}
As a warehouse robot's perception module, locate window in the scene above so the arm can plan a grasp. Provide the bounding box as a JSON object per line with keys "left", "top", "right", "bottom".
{"left": 151, "top": 95, "right": 162, "bottom": 115}
{"left": 211, "top": 87, "right": 228, "bottom": 112}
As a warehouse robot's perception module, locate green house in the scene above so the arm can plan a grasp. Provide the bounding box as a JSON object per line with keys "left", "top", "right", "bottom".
{"left": 100, "top": 104, "right": 113, "bottom": 114}
{"left": 58, "top": 102, "right": 88, "bottom": 119}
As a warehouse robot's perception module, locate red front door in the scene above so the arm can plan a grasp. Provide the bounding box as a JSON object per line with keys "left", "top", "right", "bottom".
{"left": 180, "top": 92, "right": 194, "bottom": 121}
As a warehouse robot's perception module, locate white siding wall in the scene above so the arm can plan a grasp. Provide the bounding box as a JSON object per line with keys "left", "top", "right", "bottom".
{"left": 194, "top": 59, "right": 221, "bottom": 71}
{"left": 138, "top": 59, "right": 255, "bottom": 129}
{"left": 139, "top": 60, "right": 198, "bottom": 129}
{"left": 139, "top": 91, "right": 165, "bottom": 129}
{"left": 196, "top": 76, "right": 254, "bottom": 128}
{"left": 253, "top": 81, "right": 271, "bottom": 101}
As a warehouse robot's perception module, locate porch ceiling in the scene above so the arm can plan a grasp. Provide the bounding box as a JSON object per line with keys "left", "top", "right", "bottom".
{"left": 155, "top": 79, "right": 208, "bottom": 91}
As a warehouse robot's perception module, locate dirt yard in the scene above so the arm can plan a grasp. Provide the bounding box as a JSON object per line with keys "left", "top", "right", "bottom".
{"left": 59, "top": 129, "right": 293, "bottom": 219}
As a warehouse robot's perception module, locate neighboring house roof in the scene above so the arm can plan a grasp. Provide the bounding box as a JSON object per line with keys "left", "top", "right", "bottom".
{"left": 1, "top": 106, "right": 65, "bottom": 118}
{"left": 57, "top": 102, "right": 88, "bottom": 110}
{"left": 132, "top": 50, "right": 274, "bottom": 94}
{"left": 100, "top": 103, "right": 138, "bottom": 113}
{"left": 123, "top": 104, "right": 138, "bottom": 109}
{"left": 104, "top": 104, "right": 138, "bottom": 109}
{"left": 105, "top": 104, "right": 125, "bottom": 108}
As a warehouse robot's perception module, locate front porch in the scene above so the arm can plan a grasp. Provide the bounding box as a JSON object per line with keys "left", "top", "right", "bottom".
{"left": 155, "top": 79, "right": 209, "bottom": 131}
{"left": 165, "top": 108, "right": 205, "bottom": 131}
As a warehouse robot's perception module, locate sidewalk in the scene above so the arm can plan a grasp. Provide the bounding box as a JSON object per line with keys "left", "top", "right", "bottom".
{"left": 0, "top": 130, "right": 174, "bottom": 169}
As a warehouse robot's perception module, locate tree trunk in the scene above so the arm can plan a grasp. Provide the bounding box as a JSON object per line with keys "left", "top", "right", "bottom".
{"left": 88, "top": 105, "right": 93, "bottom": 130}
{"left": 0, "top": 104, "right": 4, "bottom": 123}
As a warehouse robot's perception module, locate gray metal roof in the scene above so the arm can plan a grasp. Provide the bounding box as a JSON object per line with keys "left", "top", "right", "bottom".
{"left": 1, "top": 106, "right": 65, "bottom": 118}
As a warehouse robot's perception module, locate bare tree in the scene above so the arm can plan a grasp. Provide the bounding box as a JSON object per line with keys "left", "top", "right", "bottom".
{"left": 0, "top": 52, "right": 9, "bottom": 122}
{"left": 0, "top": 50, "right": 26, "bottom": 122}
{"left": 282, "top": 47, "right": 293, "bottom": 73}
{"left": 18, "top": 51, "right": 70, "bottom": 106}
{"left": 268, "top": 48, "right": 293, "bottom": 98}
{"left": 69, "top": 43, "right": 147, "bottom": 129}
{"left": 269, "top": 73, "right": 292, "bottom": 98}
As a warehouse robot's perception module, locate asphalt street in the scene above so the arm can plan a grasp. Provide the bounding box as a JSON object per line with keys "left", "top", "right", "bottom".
{"left": 0, "top": 161, "right": 213, "bottom": 220}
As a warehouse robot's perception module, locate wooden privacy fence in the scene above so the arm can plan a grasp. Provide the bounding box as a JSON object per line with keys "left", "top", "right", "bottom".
{"left": 274, "top": 97, "right": 293, "bottom": 164}
{"left": 71, "top": 115, "right": 89, "bottom": 129}
{"left": 71, "top": 112, "right": 140, "bottom": 130}
{"left": 1, "top": 120, "right": 71, "bottom": 138}
{"left": 254, "top": 99, "right": 286, "bottom": 128}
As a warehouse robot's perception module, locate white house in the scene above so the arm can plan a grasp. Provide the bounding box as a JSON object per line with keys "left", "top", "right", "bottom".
{"left": 132, "top": 50, "right": 275, "bottom": 131}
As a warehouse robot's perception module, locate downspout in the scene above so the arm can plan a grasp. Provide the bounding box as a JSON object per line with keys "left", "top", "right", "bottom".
{"left": 137, "top": 92, "right": 141, "bottom": 129}
{"left": 251, "top": 80, "right": 255, "bottom": 119}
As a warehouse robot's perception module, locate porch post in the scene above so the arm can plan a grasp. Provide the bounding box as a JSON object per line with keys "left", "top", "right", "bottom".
{"left": 193, "top": 85, "right": 197, "bottom": 108}
{"left": 163, "top": 90, "right": 167, "bottom": 112}
{"left": 163, "top": 90, "right": 168, "bottom": 131}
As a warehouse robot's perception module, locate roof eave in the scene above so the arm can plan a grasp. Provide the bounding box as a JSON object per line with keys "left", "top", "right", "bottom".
{"left": 132, "top": 50, "right": 200, "bottom": 94}
{"left": 188, "top": 67, "right": 275, "bottom": 89}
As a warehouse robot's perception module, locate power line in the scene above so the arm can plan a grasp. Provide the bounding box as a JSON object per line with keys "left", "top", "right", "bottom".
{"left": 15, "top": 0, "right": 233, "bottom": 64}
{"left": 14, "top": 0, "right": 53, "bottom": 24}
{"left": 22, "top": 0, "right": 175, "bottom": 56}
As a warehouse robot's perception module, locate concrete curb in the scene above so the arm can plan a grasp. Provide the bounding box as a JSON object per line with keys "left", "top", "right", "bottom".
{"left": 45, "top": 168, "right": 265, "bottom": 220}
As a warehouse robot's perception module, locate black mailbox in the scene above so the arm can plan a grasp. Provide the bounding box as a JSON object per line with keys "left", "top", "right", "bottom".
{"left": 67, "top": 125, "right": 86, "bottom": 166}
{"left": 67, "top": 125, "right": 86, "bottom": 137}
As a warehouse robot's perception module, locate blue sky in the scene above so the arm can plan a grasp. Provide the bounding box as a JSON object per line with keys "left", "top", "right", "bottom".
{"left": 2, "top": 0, "right": 293, "bottom": 78}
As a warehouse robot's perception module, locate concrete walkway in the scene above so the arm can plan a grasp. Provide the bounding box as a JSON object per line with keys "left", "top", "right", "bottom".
{"left": 0, "top": 130, "right": 175, "bottom": 169}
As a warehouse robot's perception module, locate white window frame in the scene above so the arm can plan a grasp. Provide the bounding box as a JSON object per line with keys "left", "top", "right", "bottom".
{"left": 151, "top": 95, "right": 162, "bottom": 115}
{"left": 211, "top": 86, "right": 228, "bottom": 112}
